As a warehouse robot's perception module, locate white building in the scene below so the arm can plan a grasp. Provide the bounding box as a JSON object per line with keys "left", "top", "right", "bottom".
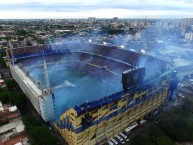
{"left": 88, "top": 17, "right": 96, "bottom": 23}
{"left": 9, "top": 65, "right": 55, "bottom": 122}
{"left": 185, "top": 32, "right": 193, "bottom": 41}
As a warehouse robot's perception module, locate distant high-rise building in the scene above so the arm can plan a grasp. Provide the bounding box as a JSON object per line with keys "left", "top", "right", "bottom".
{"left": 181, "top": 18, "right": 193, "bottom": 36}
{"left": 144, "top": 16, "right": 147, "bottom": 26}
{"left": 135, "top": 32, "right": 141, "bottom": 40}
{"left": 113, "top": 17, "right": 119, "bottom": 22}
{"left": 185, "top": 32, "right": 193, "bottom": 41}
{"left": 191, "top": 25, "right": 193, "bottom": 31}
{"left": 88, "top": 17, "right": 96, "bottom": 23}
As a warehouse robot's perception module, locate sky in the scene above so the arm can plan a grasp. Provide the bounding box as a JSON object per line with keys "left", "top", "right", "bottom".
{"left": 0, "top": 0, "right": 193, "bottom": 19}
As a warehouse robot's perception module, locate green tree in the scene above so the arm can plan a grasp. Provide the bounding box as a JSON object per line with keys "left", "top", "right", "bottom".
{"left": 0, "top": 91, "right": 26, "bottom": 106}
{"left": 37, "top": 39, "right": 45, "bottom": 44}
{"left": 156, "top": 135, "right": 175, "bottom": 145}
{"left": 29, "top": 126, "right": 60, "bottom": 145}
{"left": 131, "top": 135, "right": 153, "bottom": 145}
{"left": 5, "top": 36, "right": 11, "bottom": 41}
{"left": 107, "top": 29, "right": 125, "bottom": 35}
{"left": 18, "top": 37, "right": 24, "bottom": 41}
{"left": 159, "top": 108, "right": 193, "bottom": 142}
{"left": 149, "top": 126, "right": 174, "bottom": 145}
{"left": 131, "top": 125, "right": 175, "bottom": 145}
{"left": 0, "top": 92, "right": 10, "bottom": 103}
{"left": 17, "top": 30, "right": 28, "bottom": 36}
{"left": 183, "top": 98, "right": 193, "bottom": 113}
{"left": 1, "top": 50, "right": 6, "bottom": 57}
{"left": 5, "top": 79, "right": 18, "bottom": 90}
{"left": 0, "top": 55, "right": 6, "bottom": 67}
{"left": 23, "top": 114, "right": 39, "bottom": 132}
{"left": 9, "top": 91, "right": 26, "bottom": 106}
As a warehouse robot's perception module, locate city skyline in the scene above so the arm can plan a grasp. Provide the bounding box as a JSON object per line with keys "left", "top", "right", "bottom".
{"left": 0, "top": 0, "right": 193, "bottom": 19}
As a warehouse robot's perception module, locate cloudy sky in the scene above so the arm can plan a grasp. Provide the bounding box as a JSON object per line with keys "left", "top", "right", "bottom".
{"left": 0, "top": 0, "right": 193, "bottom": 19}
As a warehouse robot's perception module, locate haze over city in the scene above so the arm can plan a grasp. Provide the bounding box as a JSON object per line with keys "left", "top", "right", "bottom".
{"left": 1, "top": 0, "right": 193, "bottom": 19}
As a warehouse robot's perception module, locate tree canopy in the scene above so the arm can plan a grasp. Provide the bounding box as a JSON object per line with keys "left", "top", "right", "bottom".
{"left": 131, "top": 126, "right": 175, "bottom": 145}
{"left": 131, "top": 99, "right": 193, "bottom": 145}
{"left": 23, "top": 114, "right": 61, "bottom": 145}
{"left": 5, "top": 79, "right": 19, "bottom": 90}
{"left": 29, "top": 126, "right": 59, "bottom": 145}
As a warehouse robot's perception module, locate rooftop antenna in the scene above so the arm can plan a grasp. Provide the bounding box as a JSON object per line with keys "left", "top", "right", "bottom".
{"left": 173, "top": 14, "right": 176, "bottom": 28}
{"left": 145, "top": 16, "right": 147, "bottom": 26}
{"left": 43, "top": 51, "right": 51, "bottom": 95}
{"left": 8, "top": 40, "right": 15, "bottom": 65}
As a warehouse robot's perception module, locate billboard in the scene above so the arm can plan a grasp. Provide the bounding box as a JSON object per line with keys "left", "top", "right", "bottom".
{"left": 122, "top": 67, "right": 145, "bottom": 90}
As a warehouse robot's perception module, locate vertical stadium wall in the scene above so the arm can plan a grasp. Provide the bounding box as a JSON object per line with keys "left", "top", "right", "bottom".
{"left": 10, "top": 64, "right": 55, "bottom": 121}
{"left": 52, "top": 72, "right": 172, "bottom": 145}
{"left": 6, "top": 44, "right": 177, "bottom": 145}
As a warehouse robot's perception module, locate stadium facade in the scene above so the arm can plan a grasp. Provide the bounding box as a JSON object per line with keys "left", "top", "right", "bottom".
{"left": 6, "top": 43, "right": 177, "bottom": 145}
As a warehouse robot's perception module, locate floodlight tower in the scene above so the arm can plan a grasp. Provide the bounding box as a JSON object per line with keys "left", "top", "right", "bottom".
{"left": 8, "top": 40, "right": 15, "bottom": 65}
{"left": 43, "top": 54, "right": 51, "bottom": 95}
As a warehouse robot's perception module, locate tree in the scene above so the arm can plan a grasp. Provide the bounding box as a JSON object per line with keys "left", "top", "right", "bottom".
{"left": 22, "top": 114, "right": 61, "bottom": 145}
{"left": 29, "top": 126, "right": 60, "bottom": 145}
{"left": 107, "top": 29, "right": 125, "bottom": 35}
{"left": 0, "top": 90, "right": 26, "bottom": 107}
{"left": 0, "top": 55, "right": 6, "bottom": 67}
{"left": 17, "top": 30, "right": 28, "bottom": 36}
{"left": 23, "top": 114, "right": 39, "bottom": 132}
{"left": 9, "top": 91, "right": 26, "bottom": 106}
{"left": 18, "top": 37, "right": 24, "bottom": 41}
{"left": 149, "top": 126, "right": 175, "bottom": 145}
{"left": 159, "top": 108, "right": 193, "bottom": 142}
{"left": 1, "top": 49, "right": 6, "bottom": 57}
{"left": 0, "top": 92, "right": 10, "bottom": 103}
{"left": 183, "top": 98, "right": 193, "bottom": 113}
{"left": 5, "top": 79, "right": 18, "bottom": 90}
{"left": 37, "top": 39, "right": 45, "bottom": 44}
{"left": 156, "top": 135, "right": 175, "bottom": 145}
{"left": 5, "top": 36, "right": 11, "bottom": 41}
{"left": 131, "top": 126, "right": 175, "bottom": 145}
{"left": 131, "top": 135, "right": 153, "bottom": 145}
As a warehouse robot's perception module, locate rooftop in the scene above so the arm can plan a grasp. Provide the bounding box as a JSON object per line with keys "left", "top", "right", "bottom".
{"left": 3, "top": 132, "right": 28, "bottom": 145}
{"left": 0, "top": 103, "right": 28, "bottom": 145}
{"left": 0, "top": 120, "right": 25, "bottom": 135}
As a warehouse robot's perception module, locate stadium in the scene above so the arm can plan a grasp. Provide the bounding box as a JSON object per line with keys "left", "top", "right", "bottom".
{"left": 6, "top": 42, "right": 177, "bottom": 145}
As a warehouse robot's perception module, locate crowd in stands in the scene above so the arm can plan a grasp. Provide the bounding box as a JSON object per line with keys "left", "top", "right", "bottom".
{"left": 8, "top": 44, "right": 72, "bottom": 59}
{"left": 9, "top": 43, "right": 165, "bottom": 67}
{"left": 11, "top": 43, "right": 166, "bottom": 78}
{"left": 72, "top": 52, "right": 132, "bottom": 74}
{"left": 18, "top": 50, "right": 132, "bottom": 75}
{"left": 74, "top": 63, "right": 116, "bottom": 79}
{"left": 8, "top": 45, "right": 53, "bottom": 59}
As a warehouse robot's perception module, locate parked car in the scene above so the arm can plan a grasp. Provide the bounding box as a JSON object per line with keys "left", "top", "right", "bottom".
{"left": 139, "top": 119, "right": 147, "bottom": 126}
{"left": 108, "top": 140, "right": 114, "bottom": 145}
{"left": 115, "top": 134, "right": 125, "bottom": 144}
{"left": 119, "top": 132, "right": 129, "bottom": 142}
{"left": 110, "top": 138, "right": 118, "bottom": 145}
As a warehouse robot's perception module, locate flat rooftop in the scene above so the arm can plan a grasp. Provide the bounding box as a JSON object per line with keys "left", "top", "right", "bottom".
{"left": 3, "top": 132, "right": 28, "bottom": 145}
{"left": 0, "top": 120, "right": 24, "bottom": 134}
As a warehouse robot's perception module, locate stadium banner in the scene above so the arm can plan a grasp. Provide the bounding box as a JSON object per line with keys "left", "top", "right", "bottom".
{"left": 122, "top": 67, "right": 145, "bottom": 90}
